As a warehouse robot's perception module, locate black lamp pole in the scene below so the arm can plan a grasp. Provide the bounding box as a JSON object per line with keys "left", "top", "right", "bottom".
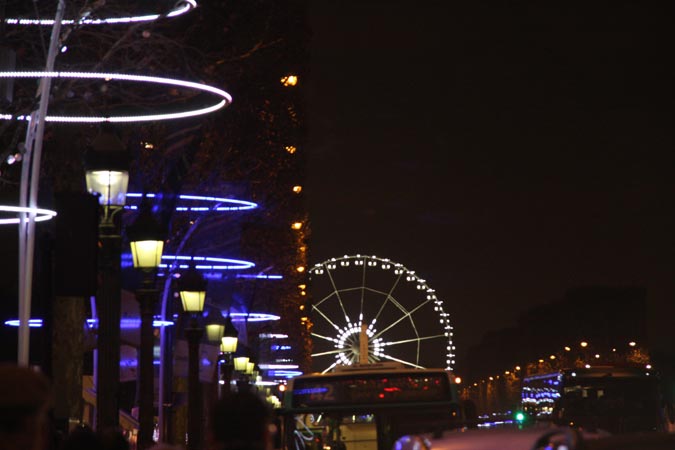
{"left": 178, "top": 267, "right": 207, "bottom": 450}
{"left": 127, "top": 201, "right": 166, "bottom": 450}
{"left": 219, "top": 315, "right": 239, "bottom": 396}
{"left": 83, "top": 126, "right": 130, "bottom": 431}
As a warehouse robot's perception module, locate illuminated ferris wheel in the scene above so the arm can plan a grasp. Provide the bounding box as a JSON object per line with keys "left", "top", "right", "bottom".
{"left": 308, "top": 255, "right": 455, "bottom": 373}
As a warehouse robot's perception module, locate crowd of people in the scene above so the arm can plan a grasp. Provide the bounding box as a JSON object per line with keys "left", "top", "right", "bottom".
{"left": 0, "top": 363, "right": 274, "bottom": 450}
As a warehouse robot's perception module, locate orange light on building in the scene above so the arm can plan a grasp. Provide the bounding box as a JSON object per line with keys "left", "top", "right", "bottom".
{"left": 291, "top": 222, "right": 303, "bottom": 230}
{"left": 298, "top": 284, "right": 306, "bottom": 290}
{"left": 454, "top": 377, "right": 462, "bottom": 384}
{"left": 296, "top": 266, "right": 305, "bottom": 273}
{"left": 281, "top": 75, "right": 298, "bottom": 86}
{"left": 580, "top": 341, "right": 588, "bottom": 348}
{"left": 285, "top": 145, "right": 297, "bottom": 154}
{"left": 549, "top": 355, "right": 556, "bottom": 360}
{"left": 292, "top": 185, "right": 302, "bottom": 193}
{"left": 629, "top": 341, "right": 637, "bottom": 347}
{"left": 564, "top": 346, "right": 571, "bottom": 351}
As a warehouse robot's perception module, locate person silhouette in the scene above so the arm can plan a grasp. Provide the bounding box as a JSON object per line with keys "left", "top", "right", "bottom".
{"left": 0, "top": 364, "right": 53, "bottom": 450}
{"left": 206, "top": 391, "right": 273, "bottom": 450}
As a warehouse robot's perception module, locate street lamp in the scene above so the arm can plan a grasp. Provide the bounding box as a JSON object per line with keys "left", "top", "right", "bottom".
{"left": 218, "top": 316, "right": 238, "bottom": 395}
{"left": 178, "top": 267, "right": 207, "bottom": 450}
{"left": 126, "top": 200, "right": 166, "bottom": 450}
{"left": 83, "top": 125, "right": 130, "bottom": 431}
{"left": 233, "top": 346, "right": 254, "bottom": 392}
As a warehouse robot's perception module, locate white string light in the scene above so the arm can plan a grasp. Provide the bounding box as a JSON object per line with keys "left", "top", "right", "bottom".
{"left": 4, "top": 0, "right": 197, "bottom": 26}
{"left": 0, "top": 205, "right": 57, "bottom": 225}
{"left": 0, "top": 71, "right": 232, "bottom": 123}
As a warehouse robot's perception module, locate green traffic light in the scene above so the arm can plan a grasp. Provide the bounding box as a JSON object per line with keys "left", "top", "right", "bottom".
{"left": 515, "top": 412, "right": 526, "bottom": 422}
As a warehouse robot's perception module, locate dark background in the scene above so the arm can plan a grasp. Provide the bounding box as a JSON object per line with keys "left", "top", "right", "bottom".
{"left": 305, "top": 1, "right": 675, "bottom": 370}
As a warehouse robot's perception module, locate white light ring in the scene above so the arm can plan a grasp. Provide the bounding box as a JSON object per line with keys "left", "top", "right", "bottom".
{"left": 126, "top": 192, "right": 257, "bottom": 212}
{"left": 0, "top": 71, "right": 232, "bottom": 123}
{"left": 229, "top": 312, "right": 280, "bottom": 323}
{"left": 0, "top": 205, "right": 57, "bottom": 225}
{"left": 4, "top": 0, "right": 197, "bottom": 26}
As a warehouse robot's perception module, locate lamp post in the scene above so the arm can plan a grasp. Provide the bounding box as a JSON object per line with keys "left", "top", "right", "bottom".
{"left": 83, "top": 125, "right": 130, "bottom": 431}
{"left": 126, "top": 200, "right": 166, "bottom": 450}
{"left": 233, "top": 347, "right": 252, "bottom": 392}
{"left": 178, "top": 267, "right": 207, "bottom": 450}
{"left": 219, "top": 316, "right": 238, "bottom": 395}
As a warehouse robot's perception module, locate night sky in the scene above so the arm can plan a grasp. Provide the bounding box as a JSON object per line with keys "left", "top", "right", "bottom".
{"left": 306, "top": 1, "right": 675, "bottom": 365}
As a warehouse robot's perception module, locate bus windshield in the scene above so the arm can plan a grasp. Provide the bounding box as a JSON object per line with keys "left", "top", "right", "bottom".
{"left": 279, "top": 364, "right": 461, "bottom": 450}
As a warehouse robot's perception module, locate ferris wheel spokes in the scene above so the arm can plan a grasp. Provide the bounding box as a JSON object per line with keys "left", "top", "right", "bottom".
{"left": 311, "top": 348, "right": 345, "bottom": 357}
{"left": 382, "top": 334, "right": 448, "bottom": 347}
{"left": 379, "top": 353, "right": 425, "bottom": 369}
{"left": 321, "top": 361, "right": 339, "bottom": 374}
{"left": 312, "top": 303, "right": 343, "bottom": 332}
{"left": 371, "top": 296, "right": 432, "bottom": 341}
{"left": 324, "top": 264, "right": 350, "bottom": 321}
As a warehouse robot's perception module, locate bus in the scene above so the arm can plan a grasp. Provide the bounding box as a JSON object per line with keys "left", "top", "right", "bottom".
{"left": 278, "top": 363, "right": 462, "bottom": 450}
{"left": 521, "top": 365, "right": 667, "bottom": 433}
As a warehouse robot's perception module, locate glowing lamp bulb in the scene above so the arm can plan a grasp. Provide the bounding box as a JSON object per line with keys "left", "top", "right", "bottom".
{"left": 281, "top": 75, "right": 298, "bottom": 86}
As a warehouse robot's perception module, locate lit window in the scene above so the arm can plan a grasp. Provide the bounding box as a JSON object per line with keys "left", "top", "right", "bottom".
{"left": 281, "top": 75, "right": 298, "bottom": 87}
{"left": 292, "top": 185, "right": 302, "bottom": 193}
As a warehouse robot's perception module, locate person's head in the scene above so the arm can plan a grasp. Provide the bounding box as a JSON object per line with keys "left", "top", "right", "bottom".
{"left": 0, "top": 364, "right": 53, "bottom": 450}
{"left": 97, "top": 427, "right": 129, "bottom": 450}
{"left": 58, "top": 424, "right": 100, "bottom": 450}
{"left": 208, "top": 391, "right": 273, "bottom": 450}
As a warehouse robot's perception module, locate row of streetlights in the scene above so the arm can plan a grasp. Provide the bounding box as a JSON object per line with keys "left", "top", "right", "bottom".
{"left": 84, "top": 127, "right": 253, "bottom": 449}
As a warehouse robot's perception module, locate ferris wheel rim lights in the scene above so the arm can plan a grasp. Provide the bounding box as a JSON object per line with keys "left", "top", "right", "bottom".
{"left": 0, "top": 71, "right": 232, "bottom": 123}
{"left": 309, "top": 253, "right": 456, "bottom": 371}
{"left": 0, "top": 205, "right": 57, "bottom": 225}
{"left": 4, "top": 0, "right": 197, "bottom": 26}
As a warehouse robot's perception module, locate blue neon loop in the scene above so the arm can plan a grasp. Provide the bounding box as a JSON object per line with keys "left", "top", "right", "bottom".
{"left": 126, "top": 193, "right": 257, "bottom": 212}
{"left": 161, "top": 255, "right": 255, "bottom": 271}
